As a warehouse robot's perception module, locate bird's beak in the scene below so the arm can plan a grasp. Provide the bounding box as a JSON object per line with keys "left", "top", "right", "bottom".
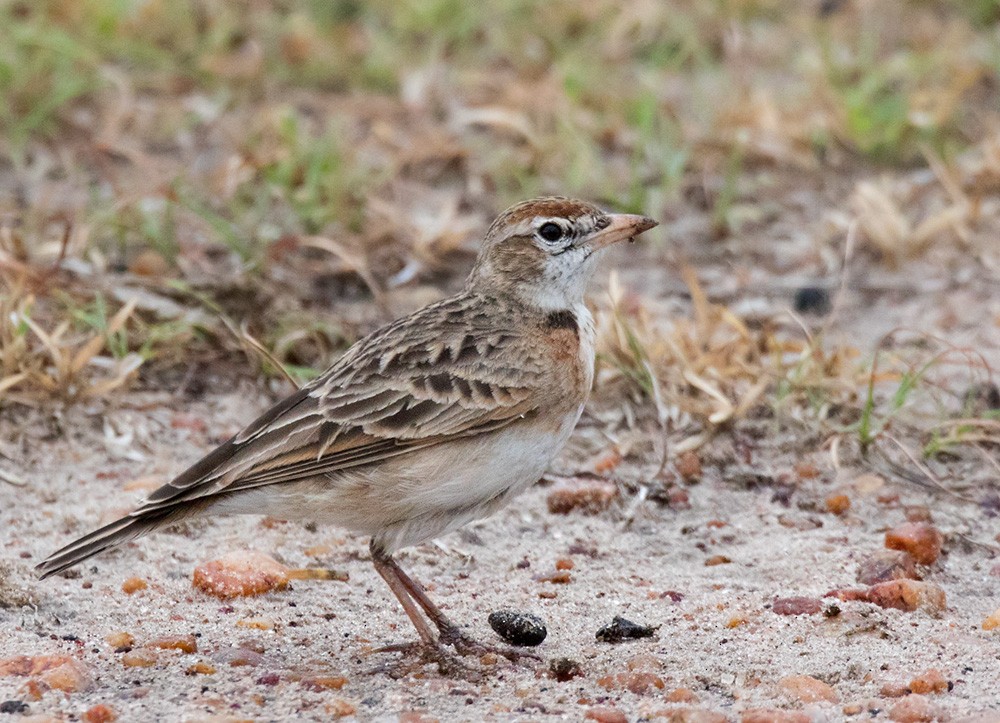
{"left": 588, "top": 213, "right": 658, "bottom": 250}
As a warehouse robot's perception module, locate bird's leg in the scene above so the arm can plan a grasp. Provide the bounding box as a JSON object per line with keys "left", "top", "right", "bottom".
{"left": 369, "top": 542, "right": 483, "bottom": 678}
{"left": 372, "top": 542, "right": 539, "bottom": 664}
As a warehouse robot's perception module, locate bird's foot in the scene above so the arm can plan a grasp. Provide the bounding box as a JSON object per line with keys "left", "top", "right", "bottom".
{"left": 438, "top": 624, "right": 541, "bottom": 665}
{"left": 371, "top": 641, "right": 484, "bottom": 681}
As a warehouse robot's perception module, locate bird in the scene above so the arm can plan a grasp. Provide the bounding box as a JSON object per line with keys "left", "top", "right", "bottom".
{"left": 37, "top": 196, "right": 657, "bottom": 671}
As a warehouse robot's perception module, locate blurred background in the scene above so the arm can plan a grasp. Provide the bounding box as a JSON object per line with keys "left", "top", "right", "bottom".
{"left": 0, "top": 0, "right": 997, "bottom": 456}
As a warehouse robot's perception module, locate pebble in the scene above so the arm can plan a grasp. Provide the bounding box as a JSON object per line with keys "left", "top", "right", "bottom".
{"left": 584, "top": 707, "right": 628, "bottom": 723}
{"left": 487, "top": 610, "right": 547, "bottom": 646}
{"left": 889, "top": 694, "right": 942, "bottom": 722}
{"left": 121, "top": 577, "right": 148, "bottom": 595}
{"left": 324, "top": 699, "right": 357, "bottom": 718}
{"left": 741, "top": 709, "right": 811, "bottom": 722}
{"left": 704, "top": 555, "right": 731, "bottom": 566}
{"left": 676, "top": 451, "right": 702, "bottom": 482}
{"left": 856, "top": 550, "right": 918, "bottom": 585}
{"left": 0, "top": 702, "right": 29, "bottom": 714}
{"left": 105, "top": 632, "right": 134, "bottom": 649}
{"left": 772, "top": 597, "right": 822, "bottom": 616}
{"left": 982, "top": 608, "right": 1000, "bottom": 630}
{"left": 81, "top": 704, "right": 116, "bottom": 723}
{"left": 885, "top": 523, "right": 943, "bottom": 565}
{"left": 666, "top": 688, "right": 698, "bottom": 703}
{"left": 192, "top": 551, "right": 290, "bottom": 599}
{"left": 909, "top": 669, "right": 949, "bottom": 694}
{"left": 652, "top": 709, "right": 727, "bottom": 723}
{"left": 213, "top": 645, "right": 264, "bottom": 667}
{"left": 121, "top": 649, "right": 158, "bottom": 668}
{"left": 595, "top": 616, "right": 658, "bottom": 643}
{"left": 148, "top": 635, "right": 197, "bottom": 654}
{"left": 867, "top": 580, "right": 947, "bottom": 614}
{"left": 302, "top": 675, "right": 348, "bottom": 691}
{"left": 825, "top": 494, "right": 851, "bottom": 515}
{"left": 778, "top": 674, "right": 839, "bottom": 703}
{"left": 0, "top": 655, "right": 92, "bottom": 694}
{"left": 186, "top": 661, "right": 216, "bottom": 675}
{"left": 549, "top": 657, "right": 583, "bottom": 681}
{"left": 597, "top": 671, "right": 665, "bottom": 694}
{"left": 546, "top": 480, "right": 618, "bottom": 515}
{"left": 626, "top": 653, "right": 663, "bottom": 671}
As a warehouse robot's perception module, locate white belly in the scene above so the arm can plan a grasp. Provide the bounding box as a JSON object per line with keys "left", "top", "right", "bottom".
{"left": 210, "top": 408, "right": 583, "bottom": 552}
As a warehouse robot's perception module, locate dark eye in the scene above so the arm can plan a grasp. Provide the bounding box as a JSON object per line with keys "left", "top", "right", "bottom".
{"left": 538, "top": 222, "right": 563, "bottom": 242}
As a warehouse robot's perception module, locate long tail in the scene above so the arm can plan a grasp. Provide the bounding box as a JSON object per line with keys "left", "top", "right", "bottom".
{"left": 36, "top": 508, "right": 181, "bottom": 579}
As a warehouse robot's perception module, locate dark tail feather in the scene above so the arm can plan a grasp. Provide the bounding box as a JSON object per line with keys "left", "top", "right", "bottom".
{"left": 35, "top": 510, "right": 174, "bottom": 579}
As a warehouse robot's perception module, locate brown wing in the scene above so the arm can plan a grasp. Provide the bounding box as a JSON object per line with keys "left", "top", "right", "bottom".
{"left": 37, "top": 294, "right": 545, "bottom": 578}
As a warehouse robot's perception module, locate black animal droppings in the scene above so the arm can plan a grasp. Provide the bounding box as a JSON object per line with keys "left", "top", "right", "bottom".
{"left": 793, "top": 286, "right": 831, "bottom": 315}
{"left": 595, "top": 616, "right": 659, "bottom": 643}
{"left": 488, "top": 610, "right": 547, "bottom": 647}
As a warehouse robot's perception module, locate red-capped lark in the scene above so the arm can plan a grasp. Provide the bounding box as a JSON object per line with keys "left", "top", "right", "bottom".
{"left": 38, "top": 197, "right": 657, "bottom": 671}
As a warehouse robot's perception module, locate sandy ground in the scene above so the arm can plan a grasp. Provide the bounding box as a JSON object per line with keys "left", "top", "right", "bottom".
{"left": 2, "top": 278, "right": 1000, "bottom": 723}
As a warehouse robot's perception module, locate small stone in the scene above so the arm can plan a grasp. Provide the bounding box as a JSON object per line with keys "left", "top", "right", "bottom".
{"left": 843, "top": 702, "right": 864, "bottom": 716}
{"left": 857, "top": 550, "right": 918, "bottom": 585}
{"left": 778, "top": 674, "right": 839, "bottom": 703}
{"left": 535, "top": 570, "right": 572, "bottom": 584}
{"left": 302, "top": 675, "right": 348, "bottom": 691}
{"left": 555, "top": 558, "right": 575, "bottom": 570}
{"left": 653, "top": 709, "right": 728, "bottom": 723}
{"left": 122, "top": 649, "right": 158, "bottom": 668}
{"left": 704, "top": 555, "right": 731, "bottom": 566}
{"left": 585, "top": 707, "right": 628, "bottom": 723}
{"left": 214, "top": 645, "right": 264, "bottom": 667}
{"left": 148, "top": 635, "right": 197, "bottom": 654}
{"left": 772, "top": 597, "right": 822, "bottom": 615}
{"left": 0, "top": 701, "right": 29, "bottom": 714}
{"left": 324, "top": 698, "right": 357, "bottom": 718}
{"left": 488, "top": 610, "right": 547, "bottom": 646}
{"left": 82, "top": 704, "right": 117, "bottom": 723}
{"left": 186, "top": 661, "right": 216, "bottom": 675}
{"left": 667, "top": 488, "right": 691, "bottom": 509}
{"left": 546, "top": 479, "right": 618, "bottom": 515}
{"left": 0, "top": 655, "right": 92, "bottom": 694}
{"left": 597, "top": 671, "right": 665, "bottom": 694}
{"left": 867, "top": 580, "right": 947, "bottom": 614}
{"left": 881, "top": 682, "right": 911, "bottom": 698}
{"left": 741, "top": 710, "right": 811, "bottom": 723}
{"left": 904, "top": 506, "right": 932, "bottom": 522}
{"left": 825, "top": 494, "right": 851, "bottom": 515}
{"left": 889, "top": 694, "right": 942, "bottom": 722}
{"left": 676, "top": 451, "right": 702, "bottom": 482}
{"left": 121, "top": 577, "right": 147, "bottom": 595}
{"left": 982, "top": 608, "right": 1000, "bottom": 630}
{"left": 549, "top": 657, "right": 583, "bottom": 682}
{"left": 192, "top": 551, "right": 290, "bottom": 599}
{"left": 237, "top": 618, "right": 275, "bottom": 630}
{"left": 595, "top": 616, "right": 658, "bottom": 643}
{"left": 625, "top": 653, "right": 663, "bottom": 671}
{"left": 105, "top": 631, "right": 134, "bottom": 649}
{"left": 41, "top": 659, "right": 92, "bottom": 693}
{"left": 909, "top": 669, "right": 948, "bottom": 695}
{"left": 885, "top": 523, "right": 943, "bottom": 565}
{"left": 666, "top": 688, "right": 699, "bottom": 703}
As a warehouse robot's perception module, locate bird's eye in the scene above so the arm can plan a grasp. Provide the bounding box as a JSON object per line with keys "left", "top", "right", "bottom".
{"left": 538, "top": 222, "right": 563, "bottom": 243}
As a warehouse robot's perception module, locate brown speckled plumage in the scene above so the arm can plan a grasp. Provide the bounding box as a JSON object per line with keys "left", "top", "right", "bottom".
{"left": 38, "top": 196, "right": 656, "bottom": 672}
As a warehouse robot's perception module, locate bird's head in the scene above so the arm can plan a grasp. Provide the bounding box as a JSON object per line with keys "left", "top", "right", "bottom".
{"left": 467, "top": 197, "right": 657, "bottom": 309}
